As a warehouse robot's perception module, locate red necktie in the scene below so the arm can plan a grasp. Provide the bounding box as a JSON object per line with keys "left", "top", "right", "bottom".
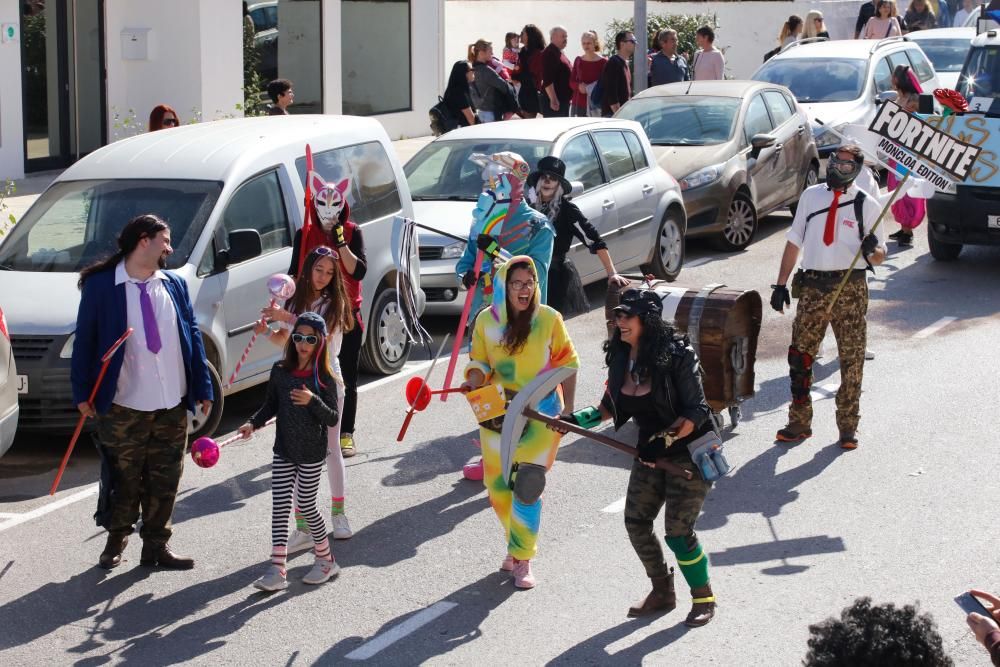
{"left": 823, "top": 190, "right": 841, "bottom": 246}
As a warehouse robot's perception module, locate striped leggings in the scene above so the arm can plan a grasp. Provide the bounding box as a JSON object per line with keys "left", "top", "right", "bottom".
{"left": 271, "top": 454, "right": 328, "bottom": 554}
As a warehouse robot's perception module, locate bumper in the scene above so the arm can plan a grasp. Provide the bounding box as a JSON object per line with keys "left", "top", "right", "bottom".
{"left": 927, "top": 189, "right": 1000, "bottom": 246}
{"left": 419, "top": 258, "right": 465, "bottom": 316}
{"left": 0, "top": 403, "right": 17, "bottom": 457}
{"left": 11, "top": 334, "right": 82, "bottom": 433}
{"left": 680, "top": 181, "right": 730, "bottom": 237}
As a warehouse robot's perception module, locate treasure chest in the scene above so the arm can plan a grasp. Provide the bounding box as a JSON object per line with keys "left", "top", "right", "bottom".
{"left": 606, "top": 282, "right": 762, "bottom": 426}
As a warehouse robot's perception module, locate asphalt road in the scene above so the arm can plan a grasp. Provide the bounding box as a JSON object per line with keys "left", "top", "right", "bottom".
{"left": 2, "top": 211, "right": 999, "bottom": 666}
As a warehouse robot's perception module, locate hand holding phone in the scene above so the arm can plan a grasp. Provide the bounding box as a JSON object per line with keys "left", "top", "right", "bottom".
{"left": 955, "top": 591, "right": 994, "bottom": 618}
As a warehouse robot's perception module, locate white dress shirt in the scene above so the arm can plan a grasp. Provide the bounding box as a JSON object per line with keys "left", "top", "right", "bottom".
{"left": 114, "top": 261, "right": 187, "bottom": 411}
{"left": 786, "top": 183, "right": 886, "bottom": 271}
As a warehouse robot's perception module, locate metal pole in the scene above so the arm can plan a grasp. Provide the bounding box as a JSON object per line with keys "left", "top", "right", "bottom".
{"left": 633, "top": 0, "right": 647, "bottom": 95}
{"left": 72, "top": 0, "right": 79, "bottom": 162}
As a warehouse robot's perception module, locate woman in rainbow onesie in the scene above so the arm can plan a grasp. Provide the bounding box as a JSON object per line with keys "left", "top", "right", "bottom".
{"left": 459, "top": 256, "right": 579, "bottom": 589}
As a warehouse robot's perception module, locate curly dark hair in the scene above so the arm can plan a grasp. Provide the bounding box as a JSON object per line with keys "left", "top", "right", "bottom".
{"left": 603, "top": 310, "right": 678, "bottom": 378}
{"left": 804, "top": 597, "right": 953, "bottom": 667}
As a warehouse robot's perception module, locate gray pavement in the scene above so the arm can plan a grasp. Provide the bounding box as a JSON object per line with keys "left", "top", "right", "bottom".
{"left": 2, "top": 205, "right": 1000, "bottom": 664}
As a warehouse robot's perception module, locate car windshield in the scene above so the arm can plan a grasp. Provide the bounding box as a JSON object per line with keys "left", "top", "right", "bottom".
{"left": 0, "top": 179, "right": 221, "bottom": 273}
{"left": 958, "top": 46, "right": 1000, "bottom": 100}
{"left": 617, "top": 96, "right": 740, "bottom": 145}
{"left": 404, "top": 139, "right": 552, "bottom": 200}
{"left": 755, "top": 58, "right": 867, "bottom": 102}
{"left": 914, "top": 38, "right": 972, "bottom": 72}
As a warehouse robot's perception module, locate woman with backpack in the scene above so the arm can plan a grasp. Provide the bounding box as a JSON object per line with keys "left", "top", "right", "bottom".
{"left": 863, "top": 0, "right": 903, "bottom": 38}
{"left": 513, "top": 24, "right": 546, "bottom": 118}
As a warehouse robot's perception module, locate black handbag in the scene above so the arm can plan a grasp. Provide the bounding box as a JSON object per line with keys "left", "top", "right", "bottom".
{"left": 429, "top": 96, "right": 460, "bottom": 136}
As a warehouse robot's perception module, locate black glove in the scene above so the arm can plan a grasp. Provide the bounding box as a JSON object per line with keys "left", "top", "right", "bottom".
{"left": 637, "top": 436, "right": 668, "bottom": 464}
{"left": 476, "top": 234, "right": 501, "bottom": 260}
{"left": 861, "top": 233, "right": 879, "bottom": 257}
{"left": 462, "top": 270, "right": 478, "bottom": 289}
{"left": 770, "top": 284, "right": 790, "bottom": 313}
{"left": 332, "top": 223, "right": 347, "bottom": 248}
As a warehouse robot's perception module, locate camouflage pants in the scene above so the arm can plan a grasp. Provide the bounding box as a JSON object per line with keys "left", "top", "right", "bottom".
{"left": 624, "top": 454, "right": 712, "bottom": 579}
{"left": 96, "top": 403, "right": 188, "bottom": 544}
{"left": 787, "top": 276, "right": 868, "bottom": 433}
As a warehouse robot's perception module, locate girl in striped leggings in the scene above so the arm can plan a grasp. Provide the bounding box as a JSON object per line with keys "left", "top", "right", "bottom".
{"left": 239, "top": 311, "right": 341, "bottom": 591}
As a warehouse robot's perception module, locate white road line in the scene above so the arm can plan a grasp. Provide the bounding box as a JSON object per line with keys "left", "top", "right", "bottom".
{"left": 345, "top": 601, "right": 458, "bottom": 661}
{"left": 359, "top": 358, "right": 438, "bottom": 394}
{"left": 601, "top": 497, "right": 627, "bottom": 513}
{"left": 0, "top": 512, "right": 19, "bottom": 519}
{"left": 0, "top": 484, "right": 98, "bottom": 534}
{"left": 913, "top": 316, "right": 957, "bottom": 339}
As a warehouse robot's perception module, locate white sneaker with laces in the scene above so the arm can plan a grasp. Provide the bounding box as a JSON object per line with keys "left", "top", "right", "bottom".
{"left": 286, "top": 529, "right": 314, "bottom": 554}
{"left": 253, "top": 565, "right": 288, "bottom": 592}
{"left": 332, "top": 514, "right": 353, "bottom": 539}
{"left": 302, "top": 557, "right": 340, "bottom": 585}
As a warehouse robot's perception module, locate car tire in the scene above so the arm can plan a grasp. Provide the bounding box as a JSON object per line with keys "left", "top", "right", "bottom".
{"left": 928, "top": 230, "right": 962, "bottom": 261}
{"left": 789, "top": 164, "right": 818, "bottom": 217}
{"left": 188, "top": 361, "right": 223, "bottom": 440}
{"left": 713, "top": 192, "right": 757, "bottom": 252}
{"left": 651, "top": 210, "right": 685, "bottom": 281}
{"left": 360, "top": 287, "right": 411, "bottom": 375}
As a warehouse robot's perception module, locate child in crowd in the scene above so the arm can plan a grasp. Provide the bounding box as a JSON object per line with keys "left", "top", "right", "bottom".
{"left": 502, "top": 32, "right": 520, "bottom": 71}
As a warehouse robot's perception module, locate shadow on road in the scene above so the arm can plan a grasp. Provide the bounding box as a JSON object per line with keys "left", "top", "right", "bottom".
{"left": 546, "top": 615, "right": 688, "bottom": 665}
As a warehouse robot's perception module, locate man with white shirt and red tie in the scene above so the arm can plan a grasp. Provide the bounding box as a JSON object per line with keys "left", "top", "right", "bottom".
{"left": 72, "top": 214, "right": 213, "bottom": 570}
{"left": 770, "top": 145, "right": 886, "bottom": 451}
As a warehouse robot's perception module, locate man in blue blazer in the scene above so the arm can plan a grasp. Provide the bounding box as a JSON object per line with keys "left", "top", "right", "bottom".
{"left": 72, "top": 214, "right": 213, "bottom": 570}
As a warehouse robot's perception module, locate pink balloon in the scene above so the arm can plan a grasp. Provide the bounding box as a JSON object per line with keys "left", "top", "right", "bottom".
{"left": 191, "top": 437, "right": 220, "bottom": 468}
{"left": 267, "top": 273, "right": 296, "bottom": 300}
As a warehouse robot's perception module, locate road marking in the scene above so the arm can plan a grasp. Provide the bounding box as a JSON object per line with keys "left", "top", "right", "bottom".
{"left": 809, "top": 383, "right": 839, "bottom": 401}
{"left": 345, "top": 601, "right": 458, "bottom": 661}
{"left": 601, "top": 497, "right": 626, "bottom": 513}
{"left": 913, "top": 316, "right": 957, "bottom": 339}
{"left": 359, "top": 359, "right": 437, "bottom": 394}
{"left": 0, "top": 512, "right": 19, "bottom": 519}
{"left": 0, "top": 484, "right": 98, "bottom": 534}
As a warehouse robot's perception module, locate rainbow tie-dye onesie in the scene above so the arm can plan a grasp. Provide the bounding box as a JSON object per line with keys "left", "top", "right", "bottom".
{"left": 464, "top": 257, "right": 579, "bottom": 561}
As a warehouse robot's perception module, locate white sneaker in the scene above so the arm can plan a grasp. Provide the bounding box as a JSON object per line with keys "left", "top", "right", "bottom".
{"left": 302, "top": 557, "right": 340, "bottom": 585}
{"left": 253, "top": 565, "right": 288, "bottom": 592}
{"left": 332, "top": 514, "right": 353, "bottom": 539}
{"left": 287, "top": 529, "right": 314, "bottom": 554}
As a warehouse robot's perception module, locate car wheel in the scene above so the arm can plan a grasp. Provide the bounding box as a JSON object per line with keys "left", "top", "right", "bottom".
{"left": 789, "top": 164, "right": 818, "bottom": 217}
{"left": 713, "top": 192, "right": 757, "bottom": 252}
{"left": 360, "top": 287, "right": 411, "bottom": 375}
{"left": 188, "top": 361, "right": 223, "bottom": 440}
{"left": 928, "top": 230, "right": 962, "bottom": 261}
{"left": 651, "top": 210, "right": 684, "bottom": 281}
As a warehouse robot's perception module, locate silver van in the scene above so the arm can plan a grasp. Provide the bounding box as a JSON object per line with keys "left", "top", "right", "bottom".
{"left": 0, "top": 116, "right": 422, "bottom": 438}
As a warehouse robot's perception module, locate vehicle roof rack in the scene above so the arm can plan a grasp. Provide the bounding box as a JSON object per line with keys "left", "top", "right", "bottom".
{"left": 871, "top": 36, "right": 905, "bottom": 55}
{"left": 778, "top": 36, "right": 829, "bottom": 54}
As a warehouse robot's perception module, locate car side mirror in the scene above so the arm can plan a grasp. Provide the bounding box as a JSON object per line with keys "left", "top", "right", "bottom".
{"left": 875, "top": 90, "right": 898, "bottom": 105}
{"left": 569, "top": 181, "right": 584, "bottom": 198}
{"left": 749, "top": 133, "right": 777, "bottom": 159}
{"left": 216, "top": 228, "right": 263, "bottom": 269}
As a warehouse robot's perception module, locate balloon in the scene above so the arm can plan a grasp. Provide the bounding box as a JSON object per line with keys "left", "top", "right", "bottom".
{"left": 267, "top": 273, "right": 296, "bottom": 300}
{"left": 405, "top": 377, "right": 433, "bottom": 411}
{"left": 191, "top": 437, "right": 220, "bottom": 468}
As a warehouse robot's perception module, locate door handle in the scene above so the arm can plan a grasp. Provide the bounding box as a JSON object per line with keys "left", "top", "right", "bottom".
{"left": 796, "top": 125, "right": 805, "bottom": 135}
{"left": 641, "top": 184, "right": 654, "bottom": 194}
{"left": 774, "top": 143, "right": 783, "bottom": 152}
{"left": 602, "top": 200, "right": 615, "bottom": 210}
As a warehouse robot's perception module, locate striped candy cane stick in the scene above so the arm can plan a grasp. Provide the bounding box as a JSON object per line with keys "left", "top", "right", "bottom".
{"left": 227, "top": 298, "right": 277, "bottom": 389}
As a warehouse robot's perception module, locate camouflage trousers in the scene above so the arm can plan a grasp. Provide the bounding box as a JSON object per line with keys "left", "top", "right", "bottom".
{"left": 96, "top": 403, "right": 188, "bottom": 544}
{"left": 787, "top": 275, "right": 868, "bottom": 433}
{"left": 624, "top": 453, "right": 712, "bottom": 579}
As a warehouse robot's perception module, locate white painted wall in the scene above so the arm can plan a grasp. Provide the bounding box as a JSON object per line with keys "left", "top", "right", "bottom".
{"left": 445, "top": 0, "right": 863, "bottom": 82}
{"left": 1, "top": 0, "right": 25, "bottom": 179}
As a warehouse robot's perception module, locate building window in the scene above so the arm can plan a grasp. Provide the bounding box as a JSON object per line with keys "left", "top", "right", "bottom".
{"left": 245, "top": 0, "right": 323, "bottom": 114}
{"left": 342, "top": 0, "right": 411, "bottom": 116}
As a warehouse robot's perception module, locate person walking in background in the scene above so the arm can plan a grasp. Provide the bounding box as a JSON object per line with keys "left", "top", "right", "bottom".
{"left": 443, "top": 60, "right": 478, "bottom": 128}
{"left": 502, "top": 32, "right": 520, "bottom": 72}
{"left": 600, "top": 30, "right": 635, "bottom": 116}
{"left": 73, "top": 214, "right": 214, "bottom": 571}
{"left": 855, "top": 0, "right": 880, "bottom": 37}
{"left": 541, "top": 26, "right": 573, "bottom": 117}
{"left": 692, "top": 26, "right": 725, "bottom": 81}
{"left": 570, "top": 30, "right": 607, "bottom": 117}
{"left": 148, "top": 105, "right": 180, "bottom": 132}
{"left": 954, "top": 0, "right": 974, "bottom": 26}
{"left": 513, "top": 24, "right": 546, "bottom": 118}
{"left": 804, "top": 10, "right": 830, "bottom": 38}
{"left": 778, "top": 15, "right": 804, "bottom": 48}
{"left": 471, "top": 39, "right": 514, "bottom": 123}
{"left": 650, "top": 29, "right": 690, "bottom": 86}
{"left": 864, "top": 0, "right": 903, "bottom": 38}
{"left": 937, "top": 0, "right": 953, "bottom": 27}
{"left": 905, "top": 0, "right": 937, "bottom": 31}
{"left": 266, "top": 78, "right": 294, "bottom": 115}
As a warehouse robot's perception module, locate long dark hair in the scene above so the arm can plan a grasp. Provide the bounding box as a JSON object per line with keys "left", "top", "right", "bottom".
{"left": 603, "top": 311, "right": 677, "bottom": 379}
{"left": 521, "top": 24, "right": 546, "bottom": 53}
{"left": 288, "top": 247, "right": 354, "bottom": 334}
{"left": 502, "top": 261, "right": 537, "bottom": 355}
{"left": 78, "top": 214, "right": 168, "bottom": 289}
{"left": 445, "top": 60, "right": 473, "bottom": 98}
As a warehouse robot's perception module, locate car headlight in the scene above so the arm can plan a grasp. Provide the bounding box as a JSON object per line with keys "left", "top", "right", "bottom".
{"left": 679, "top": 164, "right": 723, "bottom": 191}
{"left": 60, "top": 333, "right": 75, "bottom": 359}
{"left": 440, "top": 242, "right": 465, "bottom": 259}
{"left": 814, "top": 124, "right": 847, "bottom": 150}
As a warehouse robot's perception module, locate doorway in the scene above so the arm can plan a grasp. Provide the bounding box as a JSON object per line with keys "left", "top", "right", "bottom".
{"left": 21, "top": 0, "right": 106, "bottom": 173}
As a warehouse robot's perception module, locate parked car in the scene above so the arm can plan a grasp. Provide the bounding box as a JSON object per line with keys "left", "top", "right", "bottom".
{"left": 0, "top": 115, "right": 422, "bottom": 438}
{"left": 248, "top": 0, "right": 278, "bottom": 82}
{"left": 0, "top": 303, "right": 18, "bottom": 458}
{"left": 404, "top": 118, "right": 686, "bottom": 315}
{"left": 617, "top": 80, "right": 820, "bottom": 252}
{"left": 906, "top": 27, "right": 977, "bottom": 90}
{"left": 752, "top": 37, "right": 941, "bottom": 174}
{"left": 960, "top": 5, "right": 998, "bottom": 30}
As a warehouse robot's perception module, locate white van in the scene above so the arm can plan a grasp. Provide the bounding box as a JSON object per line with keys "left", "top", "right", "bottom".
{"left": 0, "top": 115, "right": 422, "bottom": 438}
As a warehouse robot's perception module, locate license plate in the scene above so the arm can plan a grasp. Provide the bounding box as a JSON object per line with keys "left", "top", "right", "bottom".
{"left": 17, "top": 374, "right": 27, "bottom": 394}
{"left": 989, "top": 215, "right": 1000, "bottom": 230}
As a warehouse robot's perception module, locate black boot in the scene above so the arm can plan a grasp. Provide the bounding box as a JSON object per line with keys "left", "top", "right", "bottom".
{"left": 685, "top": 583, "right": 716, "bottom": 627}
{"left": 627, "top": 568, "right": 676, "bottom": 617}
{"left": 140, "top": 542, "right": 194, "bottom": 570}
{"left": 98, "top": 533, "right": 128, "bottom": 570}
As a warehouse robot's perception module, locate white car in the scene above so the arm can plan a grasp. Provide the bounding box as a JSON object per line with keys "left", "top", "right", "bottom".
{"left": 906, "top": 27, "right": 977, "bottom": 90}
{"left": 0, "top": 303, "right": 17, "bottom": 458}
{"left": 0, "top": 116, "right": 422, "bottom": 439}
{"left": 752, "top": 37, "right": 941, "bottom": 175}
{"left": 404, "top": 118, "right": 686, "bottom": 315}
{"left": 961, "top": 6, "right": 999, "bottom": 30}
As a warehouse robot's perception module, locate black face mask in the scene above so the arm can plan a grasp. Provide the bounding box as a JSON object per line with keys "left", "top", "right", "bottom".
{"left": 826, "top": 154, "right": 863, "bottom": 190}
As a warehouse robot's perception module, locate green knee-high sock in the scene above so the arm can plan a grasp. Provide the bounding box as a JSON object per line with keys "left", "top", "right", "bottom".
{"left": 666, "top": 536, "right": 710, "bottom": 589}
{"left": 294, "top": 509, "right": 307, "bottom": 532}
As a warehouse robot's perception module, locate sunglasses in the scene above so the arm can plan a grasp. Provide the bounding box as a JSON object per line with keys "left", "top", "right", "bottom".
{"left": 291, "top": 333, "right": 320, "bottom": 345}
{"left": 508, "top": 279, "right": 536, "bottom": 291}
{"left": 162, "top": 118, "right": 178, "bottom": 126}
{"left": 311, "top": 246, "right": 339, "bottom": 259}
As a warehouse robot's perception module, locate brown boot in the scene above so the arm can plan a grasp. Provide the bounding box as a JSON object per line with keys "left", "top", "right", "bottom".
{"left": 627, "top": 568, "right": 676, "bottom": 617}
{"left": 685, "top": 584, "right": 716, "bottom": 627}
{"left": 140, "top": 542, "right": 194, "bottom": 570}
{"left": 98, "top": 533, "right": 128, "bottom": 570}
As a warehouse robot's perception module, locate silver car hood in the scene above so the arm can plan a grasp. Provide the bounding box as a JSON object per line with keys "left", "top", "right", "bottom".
{"left": 0, "top": 272, "right": 82, "bottom": 336}
{"left": 412, "top": 200, "right": 477, "bottom": 246}
{"left": 798, "top": 99, "right": 871, "bottom": 129}
{"left": 651, "top": 143, "right": 735, "bottom": 181}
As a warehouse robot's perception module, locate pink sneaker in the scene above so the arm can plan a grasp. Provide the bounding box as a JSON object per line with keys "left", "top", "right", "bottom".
{"left": 462, "top": 458, "right": 484, "bottom": 481}
{"left": 512, "top": 558, "right": 535, "bottom": 589}
{"left": 500, "top": 554, "right": 514, "bottom": 572}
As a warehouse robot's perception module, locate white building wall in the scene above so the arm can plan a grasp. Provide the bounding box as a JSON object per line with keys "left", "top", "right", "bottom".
{"left": 197, "top": 2, "right": 243, "bottom": 121}
{"left": 0, "top": 0, "right": 25, "bottom": 180}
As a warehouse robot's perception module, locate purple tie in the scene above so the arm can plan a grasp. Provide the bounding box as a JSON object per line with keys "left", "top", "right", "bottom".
{"left": 136, "top": 282, "right": 162, "bottom": 354}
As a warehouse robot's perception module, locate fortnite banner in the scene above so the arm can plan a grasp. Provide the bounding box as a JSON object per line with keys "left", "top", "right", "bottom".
{"left": 869, "top": 101, "right": 982, "bottom": 182}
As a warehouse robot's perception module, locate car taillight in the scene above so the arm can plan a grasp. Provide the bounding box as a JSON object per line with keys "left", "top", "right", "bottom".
{"left": 0, "top": 306, "right": 8, "bottom": 341}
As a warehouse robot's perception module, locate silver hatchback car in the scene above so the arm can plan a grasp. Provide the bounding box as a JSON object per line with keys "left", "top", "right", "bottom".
{"left": 405, "top": 118, "right": 686, "bottom": 315}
